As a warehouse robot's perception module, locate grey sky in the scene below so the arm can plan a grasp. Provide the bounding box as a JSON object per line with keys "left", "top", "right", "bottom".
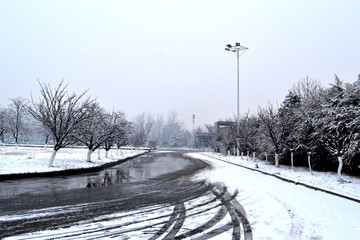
{"left": 1, "top": 0, "right": 359, "bottom": 129}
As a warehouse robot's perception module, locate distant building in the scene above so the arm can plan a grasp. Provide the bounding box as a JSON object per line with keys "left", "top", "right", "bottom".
{"left": 148, "top": 141, "right": 157, "bottom": 150}
{"left": 215, "top": 121, "right": 236, "bottom": 130}
{"left": 194, "top": 132, "right": 212, "bottom": 148}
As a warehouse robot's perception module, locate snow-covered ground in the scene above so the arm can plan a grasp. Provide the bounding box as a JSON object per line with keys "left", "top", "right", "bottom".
{"left": 2, "top": 149, "right": 360, "bottom": 239}
{"left": 0, "top": 146, "right": 147, "bottom": 175}
{"left": 197, "top": 152, "right": 360, "bottom": 201}
{"left": 189, "top": 152, "right": 360, "bottom": 239}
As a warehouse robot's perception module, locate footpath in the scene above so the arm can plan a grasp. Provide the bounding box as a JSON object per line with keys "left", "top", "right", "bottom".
{"left": 198, "top": 152, "right": 360, "bottom": 203}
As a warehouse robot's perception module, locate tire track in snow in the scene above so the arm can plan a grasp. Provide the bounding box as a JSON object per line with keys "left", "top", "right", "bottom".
{"left": 3, "top": 184, "right": 253, "bottom": 240}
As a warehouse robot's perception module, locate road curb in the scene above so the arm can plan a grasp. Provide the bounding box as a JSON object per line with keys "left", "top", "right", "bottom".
{"left": 0, "top": 151, "right": 149, "bottom": 181}
{"left": 198, "top": 153, "right": 360, "bottom": 204}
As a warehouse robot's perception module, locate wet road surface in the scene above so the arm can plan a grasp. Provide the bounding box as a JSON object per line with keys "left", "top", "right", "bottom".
{"left": 0, "top": 152, "right": 252, "bottom": 239}
{"left": 0, "top": 152, "right": 190, "bottom": 198}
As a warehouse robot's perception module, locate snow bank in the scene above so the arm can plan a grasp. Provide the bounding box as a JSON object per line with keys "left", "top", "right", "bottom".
{"left": 187, "top": 152, "right": 360, "bottom": 239}
{"left": 0, "top": 146, "right": 147, "bottom": 175}
{"left": 196, "top": 152, "right": 360, "bottom": 201}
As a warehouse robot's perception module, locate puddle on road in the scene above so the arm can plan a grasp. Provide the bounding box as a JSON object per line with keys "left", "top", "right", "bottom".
{"left": 0, "top": 152, "right": 190, "bottom": 198}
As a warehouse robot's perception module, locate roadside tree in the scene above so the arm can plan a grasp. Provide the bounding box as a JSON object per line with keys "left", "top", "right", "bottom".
{"left": 6, "top": 97, "right": 28, "bottom": 144}
{"left": 101, "top": 111, "right": 129, "bottom": 158}
{"left": 278, "top": 91, "right": 301, "bottom": 169}
{"left": 312, "top": 76, "right": 359, "bottom": 180}
{"left": 131, "top": 112, "right": 154, "bottom": 147}
{"left": 27, "top": 81, "right": 94, "bottom": 167}
{"left": 0, "top": 107, "right": 7, "bottom": 143}
{"left": 74, "top": 103, "right": 113, "bottom": 162}
{"left": 258, "top": 102, "right": 286, "bottom": 167}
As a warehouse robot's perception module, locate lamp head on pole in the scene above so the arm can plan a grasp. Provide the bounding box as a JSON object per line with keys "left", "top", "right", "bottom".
{"left": 225, "top": 42, "right": 248, "bottom": 52}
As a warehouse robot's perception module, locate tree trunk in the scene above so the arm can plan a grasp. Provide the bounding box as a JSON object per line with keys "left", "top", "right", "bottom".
{"left": 105, "top": 150, "right": 109, "bottom": 158}
{"left": 275, "top": 153, "right": 279, "bottom": 167}
{"left": 236, "top": 140, "right": 240, "bottom": 156}
{"left": 253, "top": 152, "right": 256, "bottom": 161}
{"left": 44, "top": 135, "right": 49, "bottom": 150}
{"left": 87, "top": 149, "right": 93, "bottom": 162}
{"left": 49, "top": 150, "right": 58, "bottom": 167}
{"left": 98, "top": 148, "right": 101, "bottom": 160}
{"left": 337, "top": 155, "right": 343, "bottom": 181}
{"left": 291, "top": 152, "right": 294, "bottom": 170}
{"left": 265, "top": 152, "right": 268, "bottom": 164}
{"left": 307, "top": 153, "right": 312, "bottom": 174}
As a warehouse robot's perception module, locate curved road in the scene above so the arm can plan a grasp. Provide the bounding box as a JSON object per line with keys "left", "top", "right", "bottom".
{"left": 0, "top": 152, "right": 253, "bottom": 239}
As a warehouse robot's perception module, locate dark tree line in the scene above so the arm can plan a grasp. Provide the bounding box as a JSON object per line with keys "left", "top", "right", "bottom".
{"left": 210, "top": 75, "right": 360, "bottom": 178}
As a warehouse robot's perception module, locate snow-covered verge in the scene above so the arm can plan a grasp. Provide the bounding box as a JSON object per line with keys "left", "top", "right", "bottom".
{"left": 188, "top": 152, "right": 360, "bottom": 239}
{"left": 199, "top": 152, "right": 360, "bottom": 201}
{"left": 0, "top": 146, "right": 147, "bottom": 175}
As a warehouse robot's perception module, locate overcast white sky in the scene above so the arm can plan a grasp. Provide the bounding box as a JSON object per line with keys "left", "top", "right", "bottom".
{"left": 1, "top": 0, "right": 359, "bottom": 129}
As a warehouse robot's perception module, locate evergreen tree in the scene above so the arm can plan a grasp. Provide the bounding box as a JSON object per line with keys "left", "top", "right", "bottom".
{"left": 312, "top": 75, "right": 355, "bottom": 180}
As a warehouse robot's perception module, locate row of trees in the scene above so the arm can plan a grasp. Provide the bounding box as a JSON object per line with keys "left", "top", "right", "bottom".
{"left": 208, "top": 75, "right": 360, "bottom": 179}
{"left": 1, "top": 81, "right": 193, "bottom": 167}
{"left": 130, "top": 111, "right": 192, "bottom": 148}
{"left": 1, "top": 81, "right": 131, "bottom": 167}
{"left": 0, "top": 97, "right": 29, "bottom": 144}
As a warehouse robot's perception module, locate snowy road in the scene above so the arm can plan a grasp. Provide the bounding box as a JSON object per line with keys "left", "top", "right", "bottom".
{"left": 1, "top": 152, "right": 359, "bottom": 239}
{"left": 0, "top": 152, "right": 253, "bottom": 239}
{"left": 189, "top": 153, "right": 360, "bottom": 239}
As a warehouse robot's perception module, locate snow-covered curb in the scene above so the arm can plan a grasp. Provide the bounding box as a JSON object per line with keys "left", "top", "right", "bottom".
{"left": 0, "top": 146, "right": 148, "bottom": 179}
{"left": 196, "top": 152, "right": 360, "bottom": 203}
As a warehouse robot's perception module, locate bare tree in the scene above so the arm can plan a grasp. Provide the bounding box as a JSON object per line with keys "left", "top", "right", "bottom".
{"left": 0, "top": 107, "right": 6, "bottom": 143}
{"left": 6, "top": 97, "right": 28, "bottom": 144}
{"left": 74, "top": 103, "right": 108, "bottom": 161}
{"left": 291, "top": 76, "right": 323, "bottom": 107}
{"left": 243, "top": 115, "right": 261, "bottom": 161}
{"left": 149, "top": 114, "right": 164, "bottom": 146}
{"left": 27, "top": 81, "right": 94, "bottom": 166}
{"left": 161, "top": 111, "right": 183, "bottom": 147}
{"left": 131, "top": 112, "right": 154, "bottom": 147}
{"left": 258, "top": 102, "right": 286, "bottom": 167}
{"left": 102, "top": 111, "right": 128, "bottom": 158}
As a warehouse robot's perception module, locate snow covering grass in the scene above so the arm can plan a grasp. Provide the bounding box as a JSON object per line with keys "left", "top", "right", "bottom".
{"left": 188, "top": 152, "right": 360, "bottom": 239}
{"left": 198, "top": 152, "right": 360, "bottom": 201}
{"left": 0, "top": 146, "right": 147, "bottom": 175}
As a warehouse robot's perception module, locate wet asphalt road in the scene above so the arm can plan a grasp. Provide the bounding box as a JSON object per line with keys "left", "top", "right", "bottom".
{"left": 0, "top": 152, "right": 210, "bottom": 237}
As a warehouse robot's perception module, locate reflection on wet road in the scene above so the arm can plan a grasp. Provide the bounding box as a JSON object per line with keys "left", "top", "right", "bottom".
{"left": 0, "top": 152, "right": 189, "bottom": 198}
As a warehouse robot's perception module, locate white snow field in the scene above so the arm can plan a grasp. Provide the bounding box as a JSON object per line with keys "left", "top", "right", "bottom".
{"left": 189, "top": 152, "right": 360, "bottom": 239}
{"left": 197, "top": 152, "right": 360, "bottom": 201}
{"left": 0, "top": 146, "right": 147, "bottom": 175}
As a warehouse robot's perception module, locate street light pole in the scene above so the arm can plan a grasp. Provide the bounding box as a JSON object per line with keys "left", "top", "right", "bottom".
{"left": 236, "top": 49, "right": 240, "bottom": 127}
{"left": 225, "top": 42, "right": 248, "bottom": 156}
